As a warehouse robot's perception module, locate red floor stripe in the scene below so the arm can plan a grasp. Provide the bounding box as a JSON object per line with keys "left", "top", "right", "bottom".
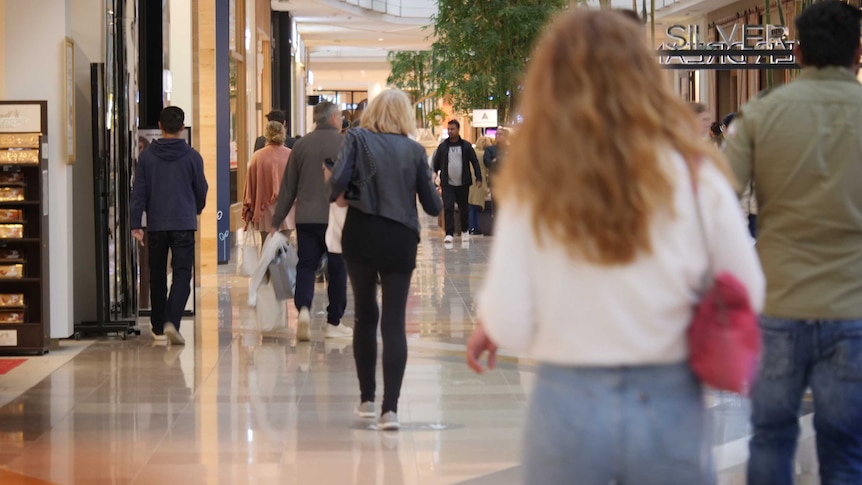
{"left": 0, "top": 358, "right": 26, "bottom": 375}
{"left": 0, "top": 468, "right": 57, "bottom": 484}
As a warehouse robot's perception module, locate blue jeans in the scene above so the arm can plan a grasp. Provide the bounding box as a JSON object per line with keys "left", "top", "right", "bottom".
{"left": 468, "top": 204, "right": 481, "bottom": 232}
{"left": 524, "top": 363, "right": 713, "bottom": 484}
{"left": 748, "top": 317, "right": 862, "bottom": 485}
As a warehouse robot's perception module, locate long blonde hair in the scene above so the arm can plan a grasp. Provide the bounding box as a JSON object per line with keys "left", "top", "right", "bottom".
{"left": 475, "top": 135, "right": 494, "bottom": 150}
{"left": 360, "top": 89, "right": 416, "bottom": 136}
{"left": 499, "top": 9, "right": 729, "bottom": 265}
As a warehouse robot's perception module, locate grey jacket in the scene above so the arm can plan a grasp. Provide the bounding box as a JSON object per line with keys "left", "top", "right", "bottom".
{"left": 329, "top": 128, "right": 442, "bottom": 236}
{"left": 272, "top": 124, "right": 343, "bottom": 227}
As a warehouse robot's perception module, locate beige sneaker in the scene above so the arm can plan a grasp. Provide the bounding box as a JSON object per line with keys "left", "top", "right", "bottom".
{"left": 164, "top": 323, "right": 185, "bottom": 345}
{"left": 378, "top": 412, "right": 399, "bottom": 431}
{"left": 297, "top": 307, "right": 311, "bottom": 342}
{"left": 324, "top": 323, "right": 353, "bottom": 339}
{"left": 355, "top": 402, "right": 376, "bottom": 418}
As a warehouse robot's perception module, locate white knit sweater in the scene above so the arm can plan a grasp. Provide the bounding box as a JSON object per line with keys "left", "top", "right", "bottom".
{"left": 478, "top": 153, "right": 765, "bottom": 366}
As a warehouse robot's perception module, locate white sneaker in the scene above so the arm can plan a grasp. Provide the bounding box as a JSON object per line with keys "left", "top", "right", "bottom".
{"left": 461, "top": 232, "right": 470, "bottom": 241}
{"left": 324, "top": 323, "right": 353, "bottom": 339}
{"left": 378, "top": 411, "right": 399, "bottom": 431}
{"left": 443, "top": 235, "right": 453, "bottom": 244}
{"left": 297, "top": 307, "right": 310, "bottom": 342}
{"left": 153, "top": 333, "right": 167, "bottom": 343}
{"left": 356, "top": 402, "right": 376, "bottom": 418}
{"left": 164, "top": 323, "right": 185, "bottom": 345}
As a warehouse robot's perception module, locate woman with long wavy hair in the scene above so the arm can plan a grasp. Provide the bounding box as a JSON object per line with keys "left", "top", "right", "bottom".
{"left": 466, "top": 9, "right": 764, "bottom": 484}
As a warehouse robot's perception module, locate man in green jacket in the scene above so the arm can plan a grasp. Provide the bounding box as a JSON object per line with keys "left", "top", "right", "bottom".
{"left": 725, "top": 2, "right": 862, "bottom": 483}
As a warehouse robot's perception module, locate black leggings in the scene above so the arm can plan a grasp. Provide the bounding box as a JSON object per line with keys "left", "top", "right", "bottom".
{"left": 346, "top": 258, "right": 412, "bottom": 414}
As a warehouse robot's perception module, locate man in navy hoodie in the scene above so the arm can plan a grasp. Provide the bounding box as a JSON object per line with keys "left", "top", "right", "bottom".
{"left": 131, "top": 106, "right": 208, "bottom": 345}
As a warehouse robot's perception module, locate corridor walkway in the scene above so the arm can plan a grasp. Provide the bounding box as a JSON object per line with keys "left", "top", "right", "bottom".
{"left": 0, "top": 215, "right": 818, "bottom": 484}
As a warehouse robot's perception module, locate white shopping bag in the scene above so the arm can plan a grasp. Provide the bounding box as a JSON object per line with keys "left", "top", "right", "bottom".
{"left": 254, "top": 282, "right": 286, "bottom": 332}
{"left": 269, "top": 243, "right": 298, "bottom": 301}
{"left": 237, "top": 227, "right": 261, "bottom": 276}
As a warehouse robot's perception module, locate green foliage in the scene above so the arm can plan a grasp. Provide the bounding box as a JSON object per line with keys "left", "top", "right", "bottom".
{"left": 386, "top": 50, "right": 442, "bottom": 129}
{"left": 429, "top": 0, "right": 571, "bottom": 123}
{"left": 425, "top": 108, "right": 447, "bottom": 126}
{"left": 386, "top": 50, "right": 437, "bottom": 105}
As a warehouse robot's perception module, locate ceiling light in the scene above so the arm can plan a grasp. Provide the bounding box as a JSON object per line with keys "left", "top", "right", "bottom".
{"left": 378, "top": 38, "right": 384, "bottom": 41}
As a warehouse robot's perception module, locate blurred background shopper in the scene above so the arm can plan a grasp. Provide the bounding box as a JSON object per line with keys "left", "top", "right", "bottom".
{"left": 467, "top": 9, "right": 764, "bottom": 484}
{"left": 328, "top": 89, "right": 442, "bottom": 431}
{"left": 468, "top": 136, "right": 493, "bottom": 235}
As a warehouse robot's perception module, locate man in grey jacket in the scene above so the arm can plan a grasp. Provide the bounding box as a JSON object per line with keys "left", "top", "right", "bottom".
{"left": 271, "top": 101, "right": 351, "bottom": 341}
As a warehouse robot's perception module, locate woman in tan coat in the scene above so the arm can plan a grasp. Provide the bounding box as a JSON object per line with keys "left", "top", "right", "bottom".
{"left": 468, "top": 136, "right": 492, "bottom": 235}
{"left": 242, "top": 121, "right": 292, "bottom": 242}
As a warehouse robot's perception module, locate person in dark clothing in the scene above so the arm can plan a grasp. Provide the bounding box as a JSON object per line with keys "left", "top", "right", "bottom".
{"left": 253, "top": 110, "right": 298, "bottom": 151}
{"left": 432, "top": 120, "right": 482, "bottom": 243}
{"left": 131, "top": 106, "right": 208, "bottom": 345}
{"left": 271, "top": 101, "right": 351, "bottom": 342}
{"left": 483, "top": 126, "right": 509, "bottom": 177}
{"left": 329, "top": 88, "right": 442, "bottom": 431}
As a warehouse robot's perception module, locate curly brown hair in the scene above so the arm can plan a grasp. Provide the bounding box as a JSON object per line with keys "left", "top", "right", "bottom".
{"left": 499, "top": 9, "right": 730, "bottom": 265}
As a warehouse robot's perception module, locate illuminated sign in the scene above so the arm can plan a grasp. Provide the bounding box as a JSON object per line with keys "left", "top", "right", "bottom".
{"left": 658, "top": 24, "right": 797, "bottom": 70}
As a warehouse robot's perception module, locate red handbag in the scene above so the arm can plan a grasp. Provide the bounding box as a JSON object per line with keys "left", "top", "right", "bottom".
{"left": 688, "top": 272, "right": 761, "bottom": 394}
{"left": 688, "top": 170, "right": 761, "bottom": 394}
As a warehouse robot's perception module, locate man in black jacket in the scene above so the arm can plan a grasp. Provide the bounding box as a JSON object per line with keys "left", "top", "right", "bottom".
{"left": 432, "top": 120, "right": 482, "bottom": 243}
{"left": 253, "top": 110, "right": 298, "bottom": 151}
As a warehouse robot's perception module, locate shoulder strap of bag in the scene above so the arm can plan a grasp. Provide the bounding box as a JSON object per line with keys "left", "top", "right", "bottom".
{"left": 688, "top": 159, "right": 715, "bottom": 291}
{"left": 351, "top": 130, "right": 377, "bottom": 187}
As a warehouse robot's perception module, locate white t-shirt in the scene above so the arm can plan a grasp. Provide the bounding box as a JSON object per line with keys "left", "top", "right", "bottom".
{"left": 447, "top": 145, "right": 463, "bottom": 186}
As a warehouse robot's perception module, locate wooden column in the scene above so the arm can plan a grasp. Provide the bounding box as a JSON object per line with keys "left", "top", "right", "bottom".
{"left": 193, "top": 0, "right": 218, "bottom": 278}
{"left": 191, "top": 0, "right": 221, "bottom": 461}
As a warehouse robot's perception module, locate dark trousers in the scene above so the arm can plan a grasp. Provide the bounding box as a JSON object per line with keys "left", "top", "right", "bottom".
{"left": 147, "top": 230, "right": 195, "bottom": 334}
{"left": 295, "top": 223, "right": 346, "bottom": 325}
{"left": 441, "top": 184, "right": 470, "bottom": 236}
{"left": 346, "top": 258, "right": 412, "bottom": 414}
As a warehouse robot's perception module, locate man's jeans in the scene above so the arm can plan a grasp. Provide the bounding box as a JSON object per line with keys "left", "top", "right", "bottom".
{"left": 147, "top": 230, "right": 195, "bottom": 334}
{"left": 748, "top": 316, "right": 862, "bottom": 485}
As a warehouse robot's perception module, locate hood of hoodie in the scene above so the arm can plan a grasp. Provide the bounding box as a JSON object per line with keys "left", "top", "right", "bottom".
{"left": 149, "top": 137, "right": 191, "bottom": 161}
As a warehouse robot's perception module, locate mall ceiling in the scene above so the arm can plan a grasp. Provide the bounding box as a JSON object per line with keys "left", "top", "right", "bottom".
{"left": 271, "top": 0, "right": 435, "bottom": 89}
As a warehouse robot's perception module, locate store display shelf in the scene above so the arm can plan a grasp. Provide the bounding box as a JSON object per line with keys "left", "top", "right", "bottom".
{"left": 0, "top": 201, "right": 39, "bottom": 206}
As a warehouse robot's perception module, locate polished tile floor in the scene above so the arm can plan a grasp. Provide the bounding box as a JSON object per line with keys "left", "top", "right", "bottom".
{"left": 0, "top": 216, "right": 820, "bottom": 484}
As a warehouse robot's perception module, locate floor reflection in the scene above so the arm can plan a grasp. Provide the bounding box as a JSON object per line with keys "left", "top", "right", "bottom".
{"left": 0, "top": 216, "right": 820, "bottom": 484}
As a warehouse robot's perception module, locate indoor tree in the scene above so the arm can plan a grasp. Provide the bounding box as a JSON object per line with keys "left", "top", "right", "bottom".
{"left": 386, "top": 50, "right": 439, "bottom": 129}
{"left": 428, "top": 0, "right": 571, "bottom": 124}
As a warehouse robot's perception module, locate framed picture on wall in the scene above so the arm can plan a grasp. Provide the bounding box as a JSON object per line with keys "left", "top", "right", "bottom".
{"left": 65, "top": 37, "right": 75, "bottom": 164}
{"left": 137, "top": 126, "right": 192, "bottom": 157}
